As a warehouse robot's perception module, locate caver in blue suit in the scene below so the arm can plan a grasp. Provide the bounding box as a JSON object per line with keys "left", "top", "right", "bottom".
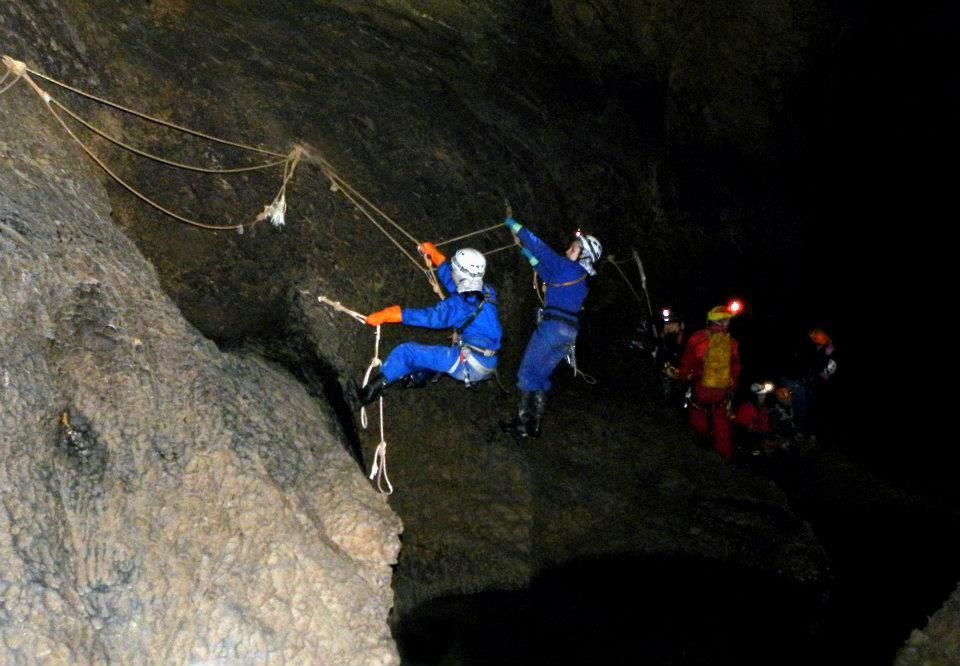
{"left": 358, "top": 244, "right": 501, "bottom": 406}
{"left": 503, "top": 217, "right": 601, "bottom": 437}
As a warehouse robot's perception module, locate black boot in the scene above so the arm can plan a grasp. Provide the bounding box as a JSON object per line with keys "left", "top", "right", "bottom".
{"left": 527, "top": 391, "right": 547, "bottom": 438}
{"left": 358, "top": 374, "right": 389, "bottom": 406}
{"left": 501, "top": 391, "right": 534, "bottom": 437}
{"left": 397, "top": 370, "right": 438, "bottom": 389}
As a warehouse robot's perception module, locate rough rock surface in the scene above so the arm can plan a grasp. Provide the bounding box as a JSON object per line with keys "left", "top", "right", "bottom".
{"left": 897, "top": 582, "right": 960, "bottom": 666}
{"left": 1, "top": 57, "right": 400, "bottom": 665}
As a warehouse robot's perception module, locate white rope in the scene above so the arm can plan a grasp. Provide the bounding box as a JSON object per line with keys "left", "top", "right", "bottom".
{"left": 315, "top": 294, "right": 394, "bottom": 494}
{"left": 369, "top": 410, "right": 393, "bottom": 495}
{"left": 0, "top": 68, "right": 22, "bottom": 95}
{"left": 316, "top": 295, "right": 366, "bottom": 323}
{"left": 361, "top": 325, "right": 393, "bottom": 495}
{"left": 359, "top": 325, "right": 382, "bottom": 430}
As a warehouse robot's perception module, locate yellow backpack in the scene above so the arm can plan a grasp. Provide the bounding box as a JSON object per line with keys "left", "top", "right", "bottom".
{"left": 702, "top": 331, "right": 732, "bottom": 389}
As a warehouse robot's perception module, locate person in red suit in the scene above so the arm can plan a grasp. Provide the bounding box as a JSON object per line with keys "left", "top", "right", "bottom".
{"left": 675, "top": 305, "right": 741, "bottom": 460}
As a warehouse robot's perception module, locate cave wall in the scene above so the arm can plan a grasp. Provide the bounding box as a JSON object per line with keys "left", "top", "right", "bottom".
{"left": 1, "top": 12, "right": 400, "bottom": 662}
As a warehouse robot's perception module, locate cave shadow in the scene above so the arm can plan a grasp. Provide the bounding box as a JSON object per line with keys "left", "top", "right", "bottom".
{"left": 394, "top": 552, "right": 826, "bottom": 665}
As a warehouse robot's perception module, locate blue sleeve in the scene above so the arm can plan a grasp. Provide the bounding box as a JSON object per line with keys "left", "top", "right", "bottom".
{"left": 517, "top": 227, "right": 570, "bottom": 283}
{"left": 436, "top": 261, "right": 456, "bottom": 294}
{"left": 402, "top": 296, "right": 467, "bottom": 330}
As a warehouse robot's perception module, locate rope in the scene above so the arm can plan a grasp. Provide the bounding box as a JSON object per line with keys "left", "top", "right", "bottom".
{"left": 606, "top": 255, "right": 645, "bottom": 305}
{"left": 317, "top": 164, "right": 425, "bottom": 272}
{"left": 23, "top": 60, "right": 286, "bottom": 157}
{"left": 0, "top": 64, "right": 23, "bottom": 95}
{"left": 52, "top": 99, "right": 290, "bottom": 173}
{"left": 435, "top": 222, "right": 503, "bottom": 248}
{"left": 532, "top": 271, "right": 545, "bottom": 306}
{"left": 359, "top": 325, "right": 382, "bottom": 429}
{"left": 254, "top": 147, "right": 303, "bottom": 229}
{"left": 316, "top": 295, "right": 366, "bottom": 323}
{"left": 44, "top": 97, "right": 282, "bottom": 231}
{"left": 369, "top": 425, "right": 393, "bottom": 493}
{"left": 312, "top": 155, "right": 452, "bottom": 300}
{"left": 315, "top": 157, "right": 420, "bottom": 245}
{"left": 575, "top": 367, "right": 599, "bottom": 385}
{"left": 3, "top": 56, "right": 298, "bottom": 231}
{"left": 484, "top": 242, "right": 518, "bottom": 256}
{"left": 5, "top": 54, "right": 512, "bottom": 292}
{"left": 361, "top": 325, "right": 393, "bottom": 495}
{"left": 316, "top": 295, "right": 393, "bottom": 495}
{"left": 422, "top": 255, "right": 446, "bottom": 301}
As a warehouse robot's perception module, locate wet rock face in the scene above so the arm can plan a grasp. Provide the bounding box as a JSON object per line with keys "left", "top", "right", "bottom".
{"left": 1, "top": 55, "right": 400, "bottom": 666}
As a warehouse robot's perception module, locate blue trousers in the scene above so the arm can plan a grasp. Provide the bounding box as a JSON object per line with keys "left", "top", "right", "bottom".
{"left": 517, "top": 318, "right": 577, "bottom": 392}
{"left": 381, "top": 342, "right": 494, "bottom": 384}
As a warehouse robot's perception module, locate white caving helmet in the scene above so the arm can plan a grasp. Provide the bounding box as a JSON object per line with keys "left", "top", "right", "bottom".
{"left": 576, "top": 231, "right": 602, "bottom": 276}
{"left": 450, "top": 248, "right": 486, "bottom": 293}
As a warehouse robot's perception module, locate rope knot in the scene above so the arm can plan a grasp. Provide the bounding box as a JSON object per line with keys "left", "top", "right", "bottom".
{"left": 258, "top": 192, "right": 286, "bottom": 228}
{"left": 2, "top": 56, "right": 27, "bottom": 77}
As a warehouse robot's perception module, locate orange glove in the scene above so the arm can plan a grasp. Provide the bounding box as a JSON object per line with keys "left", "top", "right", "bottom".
{"left": 365, "top": 305, "right": 402, "bottom": 327}
{"left": 417, "top": 241, "right": 446, "bottom": 268}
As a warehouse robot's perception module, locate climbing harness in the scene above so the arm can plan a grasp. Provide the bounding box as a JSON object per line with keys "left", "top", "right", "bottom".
{"left": 317, "top": 295, "right": 393, "bottom": 494}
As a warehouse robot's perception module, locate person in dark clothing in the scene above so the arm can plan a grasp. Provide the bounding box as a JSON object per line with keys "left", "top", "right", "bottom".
{"left": 782, "top": 328, "right": 837, "bottom": 439}
{"left": 657, "top": 308, "right": 687, "bottom": 407}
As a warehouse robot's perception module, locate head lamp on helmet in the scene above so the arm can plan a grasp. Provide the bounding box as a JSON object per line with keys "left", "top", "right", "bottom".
{"left": 574, "top": 230, "right": 602, "bottom": 276}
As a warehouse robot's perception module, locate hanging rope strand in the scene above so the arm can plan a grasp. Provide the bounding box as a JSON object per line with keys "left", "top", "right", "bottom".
{"left": 51, "top": 98, "right": 290, "bottom": 173}
{"left": 607, "top": 256, "right": 645, "bottom": 305}
{"left": 23, "top": 62, "right": 287, "bottom": 157}
{"left": 315, "top": 158, "right": 445, "bottom": 299}
{"left": 316, "top": 157, "right": 420, "bottom": 245}
{"left": 5, "top": 56, "right": 296, "bottom": 231}
{"left": 316, "top": 295, "right": 393, "bottom": 495}
{"left": 321, "top": 169, "right": 426, "bottom": 271}
{"left": 43, "top": 91, "right": 273, "bottom": 231}
{"left": 0, "top": 67, "right": 21, "bottom": 95}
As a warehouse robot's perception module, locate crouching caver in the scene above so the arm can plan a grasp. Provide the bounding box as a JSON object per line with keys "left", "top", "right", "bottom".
{"left": 356, "top": 242, "right": 502, "bottom": 406}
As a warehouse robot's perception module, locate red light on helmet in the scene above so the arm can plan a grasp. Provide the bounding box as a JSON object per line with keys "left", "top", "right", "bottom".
{"left": 727, "top": 299, "right": 744, "bottom": 315}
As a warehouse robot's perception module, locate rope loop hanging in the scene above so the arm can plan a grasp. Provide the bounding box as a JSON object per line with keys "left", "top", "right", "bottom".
{"left": 317, "top": 295, "right": 393, "bottom": 495}
{"left": 1, "top": 55, "right": 300, "bottom": 232}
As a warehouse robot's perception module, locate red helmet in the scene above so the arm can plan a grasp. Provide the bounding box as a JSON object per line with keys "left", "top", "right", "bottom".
{"left": 809, "top": 329, "right": 831, "bottom": 346}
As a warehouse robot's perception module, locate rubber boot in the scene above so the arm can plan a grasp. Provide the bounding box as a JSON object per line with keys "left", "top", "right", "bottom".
{"left": 527, "top": 390, "right": 547, "bottom": 438}
{"left": 397, "top": 370, "right": 438, "bottom": 389}
{"left": 358, "top": 374, "right": 389, "bottom": 407}
{"left": 501, "top": 391, "right": 534, "bottom": 437}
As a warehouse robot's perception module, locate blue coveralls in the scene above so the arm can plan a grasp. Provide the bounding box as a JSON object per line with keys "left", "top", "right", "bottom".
{"left": 380, "top": 261, "right": 502, "bottom": 384}
{"left": 513, "top": 223, "right": 590, "bottom": 392}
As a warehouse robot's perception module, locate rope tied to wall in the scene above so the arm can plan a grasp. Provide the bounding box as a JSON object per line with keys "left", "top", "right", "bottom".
{"left": 2, "top": 54, "right": 300, "bottom": 232}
